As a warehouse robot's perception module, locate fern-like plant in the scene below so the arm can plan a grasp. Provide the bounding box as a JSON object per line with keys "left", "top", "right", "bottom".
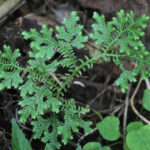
{"left": 0, "top": 10, "right": 150, "bottom": 149}
{"left": 0, "top": 12, "right": 93, "bottom": 149}
{"left": 90, "top": 10, "right": 150, "bottom": 92}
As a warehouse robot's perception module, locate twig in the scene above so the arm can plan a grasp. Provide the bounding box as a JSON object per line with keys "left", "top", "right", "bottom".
{"left": 145, "top": 79, "right": 150, "bottom": 89}
{"left": 49, "top": 71, "right": 62, "bottom": 87}
{"left": 77, "top": 127, "right": 98, "bottom": 146}
{"left": 123, "top": 85, "right": 131, "bottom": 142}
{"left": 130, "top": 78, "right": 150, "bottom": 124}
{"left": 15, "top": 108, "right": 32, "bottom": 131}
{"left": 0, "top": 100, "right": 18, "bottom": 110}
{"left": 111, "top": 103, "right": 124, "bottom": 115}
{"left": 89, "top": 82, "right": 115, "bottom": 106}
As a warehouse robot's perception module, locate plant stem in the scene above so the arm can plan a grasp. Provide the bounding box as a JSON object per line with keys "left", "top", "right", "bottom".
{"left": 130, "top": 77, "right": 150, "bottom": 124}
{"left": 123, "top": 84, "right": 131, "bottom": 142}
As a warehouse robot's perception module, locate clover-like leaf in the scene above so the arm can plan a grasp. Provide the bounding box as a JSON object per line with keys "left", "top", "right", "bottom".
{"left": 96, "top": 116, "right": 120, "bottom": 141}
{"left": 126, "top": 121, "right": 144, "bottom": 133}
{"left": 83, "top": 142, "right": 110, "bottom": 150}
{"left": 123, "top": 143, "right": 131, "bottom": 150}
{"left": 126, "top": 125, "right": 150, "bottom": 150}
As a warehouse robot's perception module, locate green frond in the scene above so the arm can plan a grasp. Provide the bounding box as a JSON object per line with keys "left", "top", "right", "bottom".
{"left": 111, "top": 10, "right": 149, "bottom": 54}
{"left": 135, "top": 62, "right": 149, "bottom": 80}
{"left": 32, "top": 116, "right": 62, "bottom": 150}
{"left": 58, "top": 99, "right": 92, "bottom": 145}
{"left": 22, "top": 25, "right": 57, "bottom": 60}
{"left": 116, "top": 71, "right": 137, "bottom": 93}
{"left": 128, "top": 46, "right": 150, "bottom": 80}
{"left": 90, "top": 12, "right": 114, "bottom": 46}
{"left": 57, "top": 41, "right": 78, "bottom": 69}
{"left": 19, "top": 79, "right": 37, "bottom": 97}
{"left": 27, "top": 69, "right": 48, "bottom": 83}
{"left": 56, "top": 11, "right": 88, "bottom": 49}
{"left": 0, "top": 45, "right": 24, "bottom": 90}
{"left": 90, "top": 10, "right": 150, "bottom": 92}
{"left": 0, "top": 45, "right": 22, "bottom": 71}
{"left": 91, "top": 10, "right": 150, "bottom": 55}
{"left": 19, "top": 84, "right": 62, "bottom": 122}
{"left": 0, "top": 70, "right": 23, "bottom": 90}
{"left": 1, "top": 45, "right": 21, "bottom": 61}
{"left": 139, "top": 14, "right": 150, "bottom": 29}
{"left": 28, "top": 58, "right": 60, "bottom": 74}
{"left": 18, "top": 103, "right": 34, "bottom": 123}
{"left": 59, "top": 58, "right": 74, "bottom": 68}
{"left": 1, "top": 10, "right": 150, "bottom": 149}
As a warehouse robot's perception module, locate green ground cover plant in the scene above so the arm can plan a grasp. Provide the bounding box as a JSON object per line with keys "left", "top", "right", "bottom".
{"left": 79, "top": 117, "right": 150, "bottom": 150}
{"left": 1, "top": 10, "right": 150, "bottom": 150}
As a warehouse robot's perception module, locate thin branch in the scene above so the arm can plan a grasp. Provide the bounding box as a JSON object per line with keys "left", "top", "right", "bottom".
{"left": 130, "top": 78, "right": 150, "bottom": 124}
{"left": 123, "top": 84, "right": 131, "bottom": 142}
{"left": 77, "top": 127, "right": 98, "bottom": 146}
{"left": 111, "top": 104, "right": 124, "bottom": 115}
{"left": 89, "top": 82, "right": 115, "bottom": 106}
{"left": 15, "top": 108, "right": 32, "bottom": 131}
{"left": 49, "top": 71, "right": 62, "bottom": 87}
{"left": 145, "top": 79, "right": 150, "bottom": 89}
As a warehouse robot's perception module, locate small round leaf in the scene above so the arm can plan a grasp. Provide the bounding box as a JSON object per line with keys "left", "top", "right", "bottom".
{"left": 102, "top": 146, "right": 110, "bottom": 150}
{"left": 96, "top": 116, "right": 120, "bottom": 141}
{"left": 126, "top": 125, "right": 150, "bottom": 150}
{"left": 126, "top": 121, "right": 144, "bottom": 133}
{"left": 82, "top": 142, "right": 102, "bottom": 150}
{"left": 82, "top": 142, "right": 110, "bottom": 150}
{"left": 123, "top": 143, "right": 131, "bottom": 150}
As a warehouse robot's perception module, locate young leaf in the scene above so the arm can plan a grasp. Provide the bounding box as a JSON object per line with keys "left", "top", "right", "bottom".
{"left": 102, "top": 146, "right": 110, "bottom": 150}
{"left": 83, "top": 142, "right": 102, "bottom": 150}
{"left": 142, "top": 89, "right": 150, "bottom": 111}
{"left": 90, "top": 12, "right": 114, "bottom": 45}
{"left": 22, "top": 25, "right": 57, "bottom": 60}
{"left": 96, "top": 116, "right": 120, "bottom": 141}
{"left": 76, "top": 145, "right": 82, "bottom": 150}
{"left": 56, "top": 11, "right": 88, "bottom": 49}
{"left": 116, "top": 71, "right": 136, "bottom": 93}
{"left": 90, "top": 10, "right": 150, "bottom": 93}
{"left": 31, "top": 116, "right": 61, "bottom": 150}
{"left": 0, "top": 45, "right": 23, "bottom": 90}
{"left": 44, "top": 144, "right": 54, "bottom": 150}
{"left": 123, "top": 143, "right": 131, "bottom": 150}
{"left": 126, "top": 125, "right": 150, "bottom": 150}
{"left": 82, "top": 142, "right": 101, "bottom": 150}
{"left": 58, "top": 99, "right": 92, "bottom": 145}
{"left": 126, "top": 121, "right": 144, "bottom": 133}
{"left": 11, "top": 118, "right": 32, "bottom": 150}
{"left": 82, "top": 142, "right": 110, "bottom": 150}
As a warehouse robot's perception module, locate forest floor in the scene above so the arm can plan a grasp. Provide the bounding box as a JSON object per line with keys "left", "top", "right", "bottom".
{"left": 0, "top": 0, "right": 150, "bottom": 150}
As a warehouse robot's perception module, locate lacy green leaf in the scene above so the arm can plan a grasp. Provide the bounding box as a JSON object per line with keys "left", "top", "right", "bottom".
{"left": 58, "top": 100, "right": 92, "bottom": 145}
{"left": 56, "top": 11, "right": 88, "bottom": 49}
{"left": 32, "top": 116, "right": 62, "bottom": 150}
{"left": 116, "top": 70, "right": 136, "bottom": 93}
{"left": 22, "top": 25, "right": 57, "bottom": 60}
